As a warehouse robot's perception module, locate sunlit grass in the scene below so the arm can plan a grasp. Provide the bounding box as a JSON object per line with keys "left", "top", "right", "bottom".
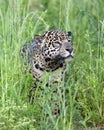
{"left": 0, "top": 0, "right": 104, "bottom": 129}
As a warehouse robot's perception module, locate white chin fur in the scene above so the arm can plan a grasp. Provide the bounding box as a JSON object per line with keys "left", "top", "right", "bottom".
{"left": 65, "top": 56, "right": 73, "bottom": 62}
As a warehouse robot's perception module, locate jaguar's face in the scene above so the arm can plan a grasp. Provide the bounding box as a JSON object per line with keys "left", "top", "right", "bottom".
{"left": 35, "top": 30, "right": 74, "bottom": 62}
{"left": 59, "top": 40, "right": 74, "bottom": 62}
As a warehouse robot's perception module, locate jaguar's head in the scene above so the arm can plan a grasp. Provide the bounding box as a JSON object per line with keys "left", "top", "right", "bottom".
{"left": 35, "top": 30, "right": 74, "bottom": 62}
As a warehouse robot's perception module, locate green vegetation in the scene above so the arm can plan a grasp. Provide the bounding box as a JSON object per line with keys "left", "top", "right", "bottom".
{"left": 0, "top": 0, "right": 104, "bottom": 129}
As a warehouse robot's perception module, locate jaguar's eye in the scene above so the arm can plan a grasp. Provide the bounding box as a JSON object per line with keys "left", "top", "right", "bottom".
{"left": 53, "top": 42, "right": 60, "bottom": 48}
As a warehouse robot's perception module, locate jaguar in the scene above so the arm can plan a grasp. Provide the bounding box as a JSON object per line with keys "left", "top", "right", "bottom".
{"left": 20, "top": 30, "right": 74, "bottom": 115}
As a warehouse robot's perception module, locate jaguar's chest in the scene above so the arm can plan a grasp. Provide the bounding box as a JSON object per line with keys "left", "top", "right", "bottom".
{"left": 32, "top": 53, "right": 64, "bottom": 72}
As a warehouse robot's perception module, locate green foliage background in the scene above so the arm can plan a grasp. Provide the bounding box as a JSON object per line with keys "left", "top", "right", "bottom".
{"left": 0, "top": 0, "right": 104, "bottom": 129}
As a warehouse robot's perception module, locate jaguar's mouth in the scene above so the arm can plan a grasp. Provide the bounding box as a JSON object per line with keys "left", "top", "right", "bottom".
{"left": 65, "top": 53, "right": 74, "bottom": 62}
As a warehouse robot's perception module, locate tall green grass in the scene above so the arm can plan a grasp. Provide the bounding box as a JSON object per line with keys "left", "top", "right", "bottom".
{"left": 0, "top": 0, "right": 104, "bottom": 129}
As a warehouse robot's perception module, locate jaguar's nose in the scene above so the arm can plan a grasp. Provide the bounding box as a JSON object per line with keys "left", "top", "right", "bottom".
{"left": 66, "top": 48, "right": 73, "bottom": 53}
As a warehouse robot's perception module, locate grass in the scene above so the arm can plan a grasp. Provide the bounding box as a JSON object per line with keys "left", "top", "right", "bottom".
{"left": 0, "top": 0, "right": 104, "bottom": 129}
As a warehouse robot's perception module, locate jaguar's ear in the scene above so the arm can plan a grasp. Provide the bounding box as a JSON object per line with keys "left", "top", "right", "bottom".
{"left": 34, "top": 35, "right": 43, "bottom": 44}
{"left": 67, "top": 31, "right": 72, "bottom": 37}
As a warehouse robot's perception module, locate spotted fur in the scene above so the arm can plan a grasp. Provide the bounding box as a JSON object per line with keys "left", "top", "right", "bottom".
{"left": 20, "top": 30, "right": 74, "bottom": 115}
